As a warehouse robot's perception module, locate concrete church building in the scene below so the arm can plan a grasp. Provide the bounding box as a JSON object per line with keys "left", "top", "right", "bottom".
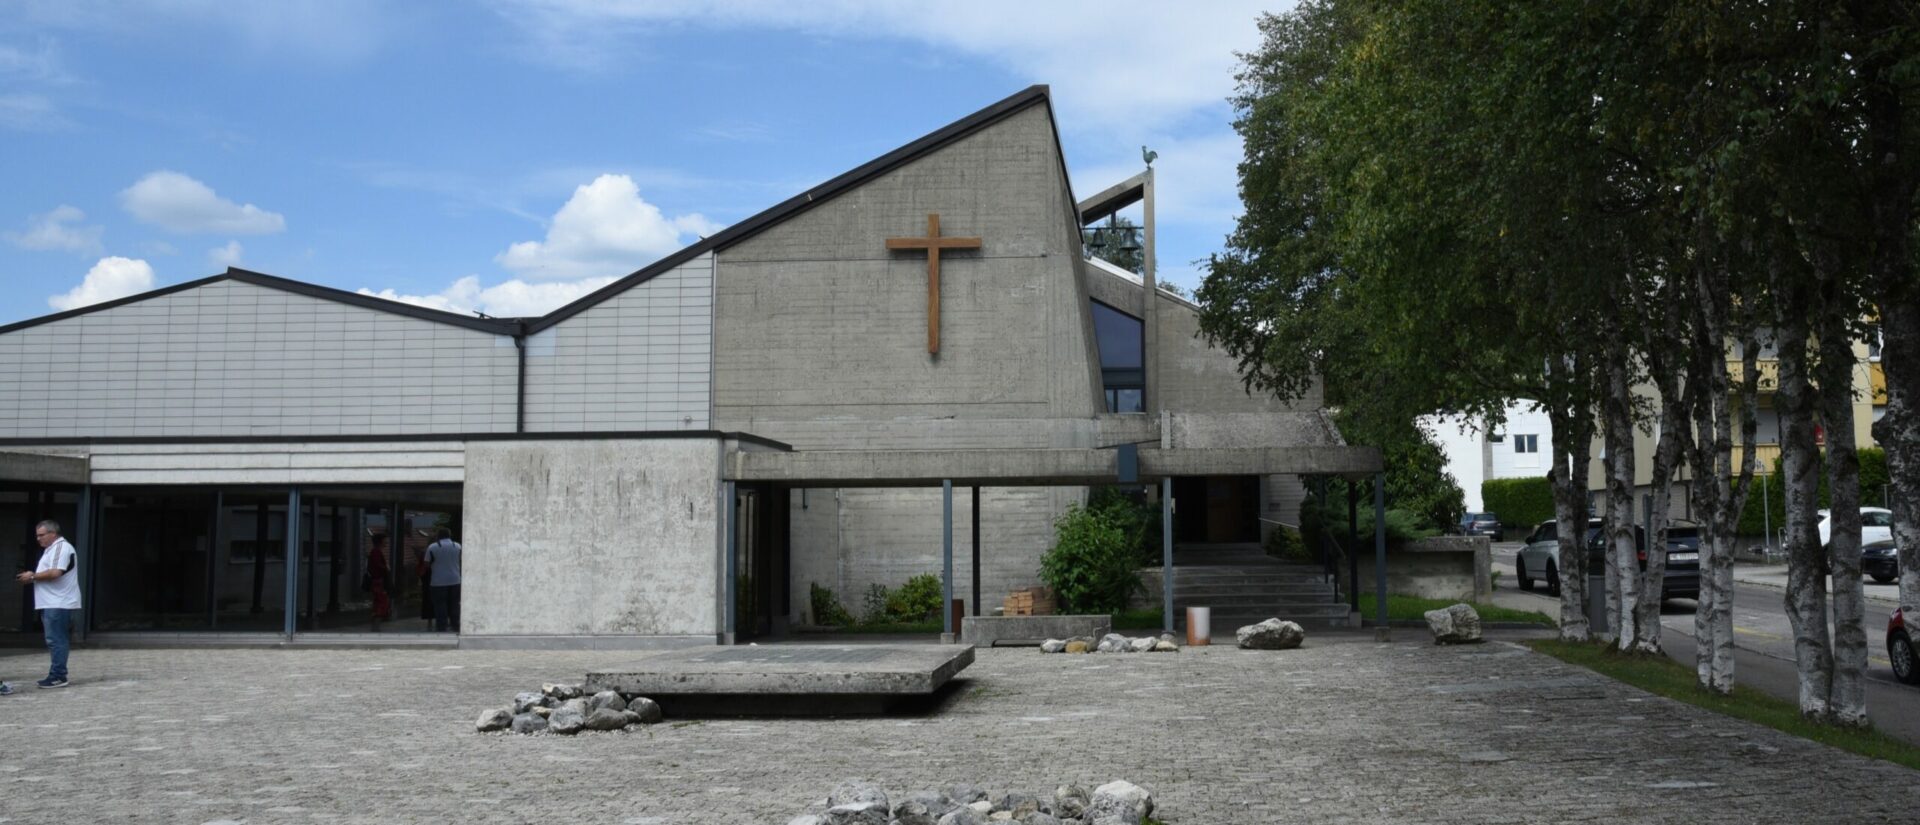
{"left": 0, "top": 86, "right": 1378, "bottom": 648}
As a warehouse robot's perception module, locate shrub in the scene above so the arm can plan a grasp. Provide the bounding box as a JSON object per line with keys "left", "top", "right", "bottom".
{"left": 1087, "top": 486, "right": 1163, "bottom": 566}
{"left": 1039, "top": 503, "right": 1143, "bottom": 614}
{"left": 809, "top": 583, "right": 854, "bottom": 627}
{"left": 885, "top": 573, "right": 944, "bottom": 621}
{"left": 1482, "top": 477, "right": 1554, "bottom": 531}
{"left": 861, "top": 583, "right": 891, "bottom": 624}
{"left": 1733, "top": 448, "right": 1888, "bottom": 536}
{"left": 1264, "top": 525, "right": 1311, "bottom": 563}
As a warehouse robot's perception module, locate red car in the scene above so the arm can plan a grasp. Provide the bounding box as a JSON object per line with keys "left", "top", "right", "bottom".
{"left": 1893, "top": 608, "right": 1920, "bottom": 685}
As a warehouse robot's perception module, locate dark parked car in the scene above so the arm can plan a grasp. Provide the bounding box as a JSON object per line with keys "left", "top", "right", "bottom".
{"left": 1517, "top": 519, "right": 1694, "bottom": 603}
{"left": 1862, "top": 538, "right": 1899, "bottom": 584}
{"left": 1891, "top": 608, "right": 1919, "bottom": 685}
{"left": 1659, "top": 522, "right": 1703, "bottom": 602}
{"left": 1460, "top": 512, "right": 1505, "bottom": 541}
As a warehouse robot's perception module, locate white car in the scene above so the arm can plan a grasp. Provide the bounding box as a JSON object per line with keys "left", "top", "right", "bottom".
{"left": 1817, "top": 507, "right": 1894, "bottom": 547}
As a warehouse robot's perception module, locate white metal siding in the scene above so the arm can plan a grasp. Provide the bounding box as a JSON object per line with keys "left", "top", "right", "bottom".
{"left": 523, "top": 254, "right": 713, "bottom": 431}
{"left": 0, "top": 281, "right": 517, "bottom": 438}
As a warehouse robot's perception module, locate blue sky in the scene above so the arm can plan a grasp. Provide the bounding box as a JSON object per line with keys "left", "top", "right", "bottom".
{"left": 0, "top": 1, "right": 1278, "bottom": 324}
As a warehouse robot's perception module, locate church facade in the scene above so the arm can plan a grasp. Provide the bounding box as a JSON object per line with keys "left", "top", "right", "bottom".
{"left": 0, "top": 86, "right": 1368, "bottom": 647}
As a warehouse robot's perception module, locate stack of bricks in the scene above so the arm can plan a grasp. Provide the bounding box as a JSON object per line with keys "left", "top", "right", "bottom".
{"left": 1002, "top": 587, "right": 1056, "bottom": 616}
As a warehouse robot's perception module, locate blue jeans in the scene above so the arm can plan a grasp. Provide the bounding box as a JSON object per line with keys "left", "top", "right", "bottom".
{"left": 41, "top": 608, "right": 71, "bottom": 681}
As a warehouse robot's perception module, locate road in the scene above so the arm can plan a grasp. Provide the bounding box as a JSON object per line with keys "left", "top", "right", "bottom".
{"left": 1487, "top": 541, "right": 1920, "bottom": 744}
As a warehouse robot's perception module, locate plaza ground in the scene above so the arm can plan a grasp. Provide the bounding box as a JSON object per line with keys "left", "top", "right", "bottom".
{"left": 3, "top": 632, "right": 1916, "bottom": 823}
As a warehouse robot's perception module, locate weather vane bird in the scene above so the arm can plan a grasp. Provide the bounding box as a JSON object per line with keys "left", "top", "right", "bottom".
{"left": 1142, "top": 145, "right": 1158, "bottom": 168}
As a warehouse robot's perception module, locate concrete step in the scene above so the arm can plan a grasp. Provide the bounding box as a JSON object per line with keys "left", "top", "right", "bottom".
{"left": 1172, "top": 594, "right": 1339, "bottom": 609}
{"left": 1167, "top": 573, "right": 1333, "bottom": 586}
{"left": 1171, "top": 583, "right": 1336, "bottom": 597}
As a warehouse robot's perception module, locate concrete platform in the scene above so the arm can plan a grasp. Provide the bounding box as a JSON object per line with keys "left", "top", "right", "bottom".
{"left": 583, "top": 644, "right": 976, "bottom": 716}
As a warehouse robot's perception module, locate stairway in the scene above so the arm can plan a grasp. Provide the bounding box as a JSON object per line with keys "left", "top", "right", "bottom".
{"left": 1156, "top": 543, "right": 1354, "bottom": 631}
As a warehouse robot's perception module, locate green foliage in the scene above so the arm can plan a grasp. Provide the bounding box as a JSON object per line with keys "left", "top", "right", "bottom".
{"left": 860, "top": 583, "right": 891, "bottom": 625}
{"left": 1263, "top": 524, "right": 1310, "bottom": 563}
{"left": 1087, "top": 486, "right": 1164, "bottom": 566}
{"left": 884, "top": 574, "right": 944, "bottom": 622}
{"left": 1482, "top": 477, "right": 1554, "bottom": 532}
{"left": 809, "top": 583, "right": 854, "bottom": 627}
{"left": 1039, "top": 503, "right": 1144, "bottom": 614}
{"left": 1532, "top": 639, "right": 1920, "bottom": 771}
{"left": 1113, "top": 607, "right": 1165, "bottom": 631}
{"left": 1301, "top": 411, "right": 1463, "bottom": 544}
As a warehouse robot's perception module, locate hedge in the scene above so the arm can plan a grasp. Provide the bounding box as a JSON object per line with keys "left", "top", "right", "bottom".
{"left": 1481, "top": 477, "right": 1554, "bottom": 530}
{"left": 1735, "top": 447, "right": 1890, "bottom": 536}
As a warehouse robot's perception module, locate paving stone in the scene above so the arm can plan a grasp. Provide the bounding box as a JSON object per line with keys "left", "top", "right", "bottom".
{"left": 0, "top": 636, "right": 1913, "bottom": 822}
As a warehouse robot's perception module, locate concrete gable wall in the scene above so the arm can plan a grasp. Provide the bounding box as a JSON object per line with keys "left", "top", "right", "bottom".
{"left": 0, "top": 280, "right": 516, "bottom": 438}
{"left": 523, "top": 254, "right": 714, "bottom": 432}
{"left": 712, "top": 103, "right": 1102, "bottom": 444}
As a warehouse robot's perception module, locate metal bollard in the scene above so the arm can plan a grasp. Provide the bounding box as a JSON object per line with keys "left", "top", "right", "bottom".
{"left": 1586, "top": 573, "right": 1609, "bottom": 634}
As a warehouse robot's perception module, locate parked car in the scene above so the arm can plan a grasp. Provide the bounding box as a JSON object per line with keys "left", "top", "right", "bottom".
{"left": 1862, "top": 538, "right": 1899, "bottom": 584}
{"left": 1459, "top": 512, "right": 1505, "bottom": 541}
{"left": 1516, "top": 519, "right": 1680, "bottom": 600}
{"left": 1660, "top": 521, "right": 1703, "bottom": 601}
{"left": 1817, "top": 507, "right": 1895, "bottom": 547}
{"left": 1891, "top": 607, "right": 1919, "bottom": 685}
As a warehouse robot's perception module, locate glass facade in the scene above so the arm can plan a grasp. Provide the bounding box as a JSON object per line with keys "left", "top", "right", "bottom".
{"left": 1, "top": 485, "right": 81, "bottom": 635}
{"left": 87, "top": 484, "right": 460, "bottom": 635}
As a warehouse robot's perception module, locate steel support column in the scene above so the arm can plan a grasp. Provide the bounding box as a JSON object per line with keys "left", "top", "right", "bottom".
{"left": 283, "top": 488, "right": 301, "bottom": 638}
{"left": 1373, "top": 473, "right": 1389, "bottom": 641}
{"left": 723, "top": 481, "right": 737, "bottom": 645}
{"left": 942, "top": 480, "right": 955, "bottom": 644}
{"left": 971, "top": 485, "right": 981, "bottom": 617}
{"left": 1162, "top": 476, "right": 1174, "bottom": 635}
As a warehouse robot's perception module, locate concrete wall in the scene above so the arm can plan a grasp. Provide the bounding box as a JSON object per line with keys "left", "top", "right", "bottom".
{"left": 461, "top": 439, "right": 720, "bottom": 641}
{"left": 712, "top": 103, "right": 1102, "bottom": 437}
{"left": 1355, "top": 536, "right": 1492, "bottom": 603}
{"left": 524, "top": 254, "right": 714, "bottom": 432}
{"left": 0, "top": 280, "right": 517, "bottom": 438}
{"left": 79, "top": 441, "right": 465, "bottom": 485}
{"left": 712, "top": 103, "right": 1104, "bottom": 620}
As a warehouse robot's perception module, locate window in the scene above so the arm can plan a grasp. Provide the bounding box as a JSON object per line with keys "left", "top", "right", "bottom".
{"left": 1513, "top": 434, "right": 1539, "bottom": 454}
{"left": 1091, "top": 300, "right": 1144, "bottom": 413}
{"left": 1864, "top": 510, "right": 1893, "bottom": 528}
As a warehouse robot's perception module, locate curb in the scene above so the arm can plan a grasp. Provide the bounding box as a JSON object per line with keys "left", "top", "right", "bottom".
{"left": 1730, "top": 574, "right": 1902, "bottom": 608}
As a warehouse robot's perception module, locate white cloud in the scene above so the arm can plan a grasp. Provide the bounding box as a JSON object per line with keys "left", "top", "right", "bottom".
{"left": 496, "top": 173, "right": 713, "bottom": 280}
{"left": 48, "top": 256, "right": 155, "bottom": 310}
{"left": 1070, "top": 131, "right": 1246, "bottom": 226}
{"left": 208, "top": 240, "right": 244, "bottom": 268}
{"left": 357, "top": 275, "right": 617, "bottom": 318}
{"left": 0, "top": 93, "right": 70, "bottom": 131}
{"left": 119, "top": 170, "right": 287, "bottom": 235}
{"left": 5, "top": 205, "right": 103, "bottom": 254}
{"left": 491, "top": 1, "right": 1271, "bottom": 128}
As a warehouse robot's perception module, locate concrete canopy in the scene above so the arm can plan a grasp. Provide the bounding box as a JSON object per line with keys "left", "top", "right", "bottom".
{"left": 0, "top": 450, "right": 87, "bottom": 485}
{"left": 722, "top": 444, "right": 1382, "bottom": 488}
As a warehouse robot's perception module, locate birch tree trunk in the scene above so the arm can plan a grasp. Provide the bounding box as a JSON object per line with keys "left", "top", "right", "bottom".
{"left": 1777, "top": 312, "right": 1833, "bottom": 721}
{"left": 1874, "top": 297, "right": 1920, "bottom": 613}
{"left": 1817, "top": 323, "right": 1868, "bottom": 726}
{"left": 1635, "top": 353, "right": 1686, "bottom": 654}
{"left": 1549, "top": 408, "right": 1594, "bottom": 642}
{"left": 1706, "top": 333, "right": 1761, "bottom": 693}
{"left": 1601, "top": 342, "right": 1640, "bottom": 650}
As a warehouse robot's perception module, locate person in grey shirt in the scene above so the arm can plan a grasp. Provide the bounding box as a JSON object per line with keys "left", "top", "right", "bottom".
{"left": 424, "top": 527, "right": 462, "bottom": 632}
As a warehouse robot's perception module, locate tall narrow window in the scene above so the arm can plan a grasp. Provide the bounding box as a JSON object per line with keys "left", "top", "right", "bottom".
{"left": 1091, "top": 300, "right": 1144, "bottom": 413}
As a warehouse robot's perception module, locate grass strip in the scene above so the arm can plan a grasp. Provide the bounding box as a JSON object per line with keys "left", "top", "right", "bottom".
{"left": 1530, "top": 638, "right": 1920, "bottom": 771}
{"left": 1358, "top": 593, "right": 1555, "bottom": 626}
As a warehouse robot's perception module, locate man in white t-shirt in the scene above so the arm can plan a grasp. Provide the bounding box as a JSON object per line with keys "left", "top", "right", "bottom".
{"left": 424, "top": 527, "right": 462, "bottom": 633}
{"left": 16, "top": 519, "right": 80, "bottom": 688}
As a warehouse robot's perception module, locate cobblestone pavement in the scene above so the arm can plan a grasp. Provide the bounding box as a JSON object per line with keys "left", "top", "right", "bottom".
{"left": 2, "top": 632, "right": 1916, "bottom": 824}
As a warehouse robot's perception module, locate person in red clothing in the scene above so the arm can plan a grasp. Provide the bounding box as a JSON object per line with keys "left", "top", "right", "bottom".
{"left": 367, "top": 533, "right": 392, "bottom": 630}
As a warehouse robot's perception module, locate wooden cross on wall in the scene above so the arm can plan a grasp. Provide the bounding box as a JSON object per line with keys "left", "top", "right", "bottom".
{"left": 885, "top": 213, "right": 981, "bottom": 354}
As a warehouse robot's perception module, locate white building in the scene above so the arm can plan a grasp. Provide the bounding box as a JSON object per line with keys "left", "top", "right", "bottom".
{"left": 1421, "top": 401, "right": 1555, "bottom": 513}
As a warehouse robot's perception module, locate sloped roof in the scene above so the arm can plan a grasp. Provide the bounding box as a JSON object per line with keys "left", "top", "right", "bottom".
{"left": 0, "top": 267, "right": 519, "bottom": 336}
{"left": 0, "top": 85, "right": 1066, "bottom": 340}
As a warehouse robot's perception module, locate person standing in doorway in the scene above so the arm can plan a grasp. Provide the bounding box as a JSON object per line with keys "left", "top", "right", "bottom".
{"left": 15, "top": 520, "right": 79, "bottom": 688}
{"left": 366, "top": 533, "right": 392, "bottom": 631}
{"left": 424, "top": 527, "right": 462, "bottom": 633}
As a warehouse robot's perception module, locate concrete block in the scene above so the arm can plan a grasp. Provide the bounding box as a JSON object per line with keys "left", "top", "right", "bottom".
{"left": 961, "top": 614, "right": 1111, "bottom": 647}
